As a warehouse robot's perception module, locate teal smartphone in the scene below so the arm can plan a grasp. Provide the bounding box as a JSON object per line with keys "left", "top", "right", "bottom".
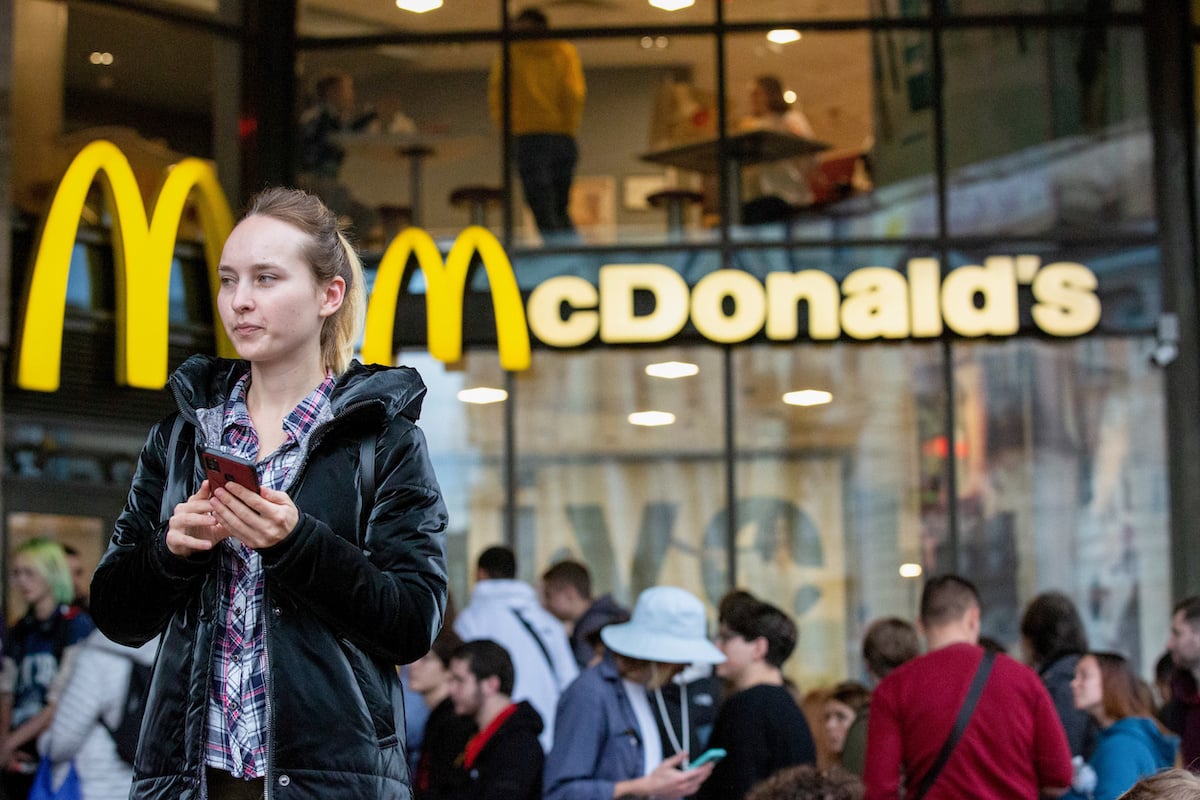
{"left": 688, "top": 748, "right": 727, "bottom": 769}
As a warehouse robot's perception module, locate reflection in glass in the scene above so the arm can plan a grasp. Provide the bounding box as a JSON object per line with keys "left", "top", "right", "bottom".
{"left": 942, "top": 26, "right": 1152, "bottom": 237}
{"left": 734, "top": 343, "right": 945, "bottom": 687}
{"left": 299, "top": 44, "right": 502, "bottom": 244}
{"left": 722, "top": 30, "right": 937, "bottom": 241}
{"left": 947, "top": 339, "right": 1167, "bottom": 672}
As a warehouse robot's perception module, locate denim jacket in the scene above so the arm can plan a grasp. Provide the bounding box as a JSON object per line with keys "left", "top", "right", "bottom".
{"left": 544, "top": 655, "right": 645, "bottom": 800}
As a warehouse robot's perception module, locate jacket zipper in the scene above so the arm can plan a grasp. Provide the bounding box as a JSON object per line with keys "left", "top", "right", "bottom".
{"left": 174, "top": 376, "right": 382, "bottom": 796}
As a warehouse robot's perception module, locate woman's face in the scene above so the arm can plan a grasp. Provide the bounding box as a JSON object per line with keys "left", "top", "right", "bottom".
{"left": 1071, "top": 655, "right": 1104, "bottom": 715}
{"left": 749, "top": 82, "right": 769, "bottom": 117}
{"left": 407, "top": 651, "right": 449, "bottom": 695}
{"left": 217, "top": 215, "right": 343, "bottom": 370}
{"left": 823, "top": 699, "right": 857, "bottom": 754}
{"left": 11, "top": 554, "right": 51, "bottom": 607}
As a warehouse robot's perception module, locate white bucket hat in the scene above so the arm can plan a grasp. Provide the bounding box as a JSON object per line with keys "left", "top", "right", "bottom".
{"left": 601, "top": 586, "right": 726, "bottom": 665}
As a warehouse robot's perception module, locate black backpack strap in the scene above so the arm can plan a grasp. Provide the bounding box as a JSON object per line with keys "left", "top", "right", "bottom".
{"left": 160, "top": 414, "right": 189, "bottom": 523}
{"left": 358, "top": 430, "right": 377, "bottom": 552}
{"left": 910, "top": 649, "right": 996, "bottom": 800}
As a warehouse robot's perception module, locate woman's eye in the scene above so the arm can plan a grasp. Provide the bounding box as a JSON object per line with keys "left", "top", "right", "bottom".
{"left": 219, "top": 276, "right": 235, "bottom": 287}
{"left": 257, "top": 274, "right": 276, "bottom": 284}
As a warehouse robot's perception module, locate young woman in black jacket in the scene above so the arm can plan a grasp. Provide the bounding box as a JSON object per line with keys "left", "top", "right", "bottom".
{"left": 90, "top": 187, "right": 449, "bottom": 800}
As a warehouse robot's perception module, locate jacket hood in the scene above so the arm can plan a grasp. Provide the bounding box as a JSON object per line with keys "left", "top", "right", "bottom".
{"left": 85, "top": 628, "right": 159, "bottom": 666}
{"left": 505, "top": 700, "right": 545, "bottom": 737}
{"left": 469, "top": 578, "right": 541, "bottom": 610}
{"left": 169, "top": 355, "right": 427, "bottom": 421}
{"left": 574, "top": 594, "right": 630, "bottom": 644}
{"left": 1106, "top": 717, "right": 1179, "bottom": 767}
{"left": 1038, "top": 653, "right": 1080, "bottom": 681}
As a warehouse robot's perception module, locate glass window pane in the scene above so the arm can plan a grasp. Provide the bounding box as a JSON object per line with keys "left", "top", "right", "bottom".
{"left": 727, "top": 0, "right": 929, "bottom": 23}
{"left": 722, "top": 29, "right": 936, "bottom": 242}
{"left": 299, "top": 1, "right": 502, "bottom": 36}
{"left": 949, "top": 0, "right": 1140, "bottom": 13}
{"left": 948, "top": 339, "right": 1168, "bottom": 671}
{"left": 507, "top": 346, "right": 726, "bottom": 607}
{"left": 62, "top": 5, "right": 215, "bottom": 157}
{"left": 942, "top": 26, "right": 1152, "bottom": 238}
{"left": 397, "top": 351, "right": 506, "bottom": 604}
{"left": 565, "top": 35, "right": 717, "bottom": 247}
{"left": 734, "top": 342, "right": 947, "bottom": 687}
{"left": 299, "top": 43, "right": 502, "bottom": 243}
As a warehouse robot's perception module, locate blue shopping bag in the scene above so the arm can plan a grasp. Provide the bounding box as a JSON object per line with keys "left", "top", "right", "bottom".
{"left": 28, "top": 756, "right": 81, "bottom": 800}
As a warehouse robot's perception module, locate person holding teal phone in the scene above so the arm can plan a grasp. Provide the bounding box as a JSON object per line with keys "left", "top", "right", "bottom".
{"left": 698, "top": 597, "right": 816, "bottom": 800}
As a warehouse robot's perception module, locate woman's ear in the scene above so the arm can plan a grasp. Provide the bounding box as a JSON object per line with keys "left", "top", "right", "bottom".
{"left": 319, "top": 275, "right": 346, "bottom": 318}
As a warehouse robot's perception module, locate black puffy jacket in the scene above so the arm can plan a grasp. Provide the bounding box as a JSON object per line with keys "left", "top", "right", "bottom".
{"left": 90, "top": 355, "right": 449, "bottom": 800}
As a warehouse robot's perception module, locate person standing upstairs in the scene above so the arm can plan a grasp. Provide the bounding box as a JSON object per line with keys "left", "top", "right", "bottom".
{"left": 488, "top": 6, "right": 586, "bottom": 242}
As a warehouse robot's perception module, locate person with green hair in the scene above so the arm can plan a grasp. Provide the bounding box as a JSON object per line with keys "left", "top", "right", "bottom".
{"left": 0, "top": 537, "right": 95, "bottom": 798}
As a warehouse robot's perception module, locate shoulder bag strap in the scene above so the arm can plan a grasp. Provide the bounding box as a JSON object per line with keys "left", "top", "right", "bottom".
{"left": 510, "top": 608, "right": 561, "bottom": 686}
{"left": 358, "top": 430, "right": 377, "bottom": 553}
{"left": 910, "top": 649, "right": 997, "bottom": 800}
{"left": 159, "top": 414, "right": 189, "bottom": 523}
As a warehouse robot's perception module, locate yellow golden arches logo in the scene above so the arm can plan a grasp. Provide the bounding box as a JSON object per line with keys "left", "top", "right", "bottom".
{"left": 15, "top": 140, "right": 236, "bottom": 392}
{"left": 363, "top": 225, "right": 531, "bottom": 371}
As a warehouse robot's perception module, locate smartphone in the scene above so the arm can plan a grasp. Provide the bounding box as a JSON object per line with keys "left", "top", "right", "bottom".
{"left": 201, "top": 448, "right": 260, "bottom": 493}
{"left": 688, "top": 748, "right": 727, "bottom": 769}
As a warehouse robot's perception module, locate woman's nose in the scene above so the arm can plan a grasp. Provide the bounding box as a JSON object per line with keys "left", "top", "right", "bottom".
{"left": 231, "top": 283, "right": 254, "bottom": 309}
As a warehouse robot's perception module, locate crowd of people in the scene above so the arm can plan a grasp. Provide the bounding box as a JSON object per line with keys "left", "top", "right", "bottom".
{"left": 393, "top": 547, "right": 1200, "bottom": 800}
{"left": 5, "top": 534, "right": 1200, "bottom": 799}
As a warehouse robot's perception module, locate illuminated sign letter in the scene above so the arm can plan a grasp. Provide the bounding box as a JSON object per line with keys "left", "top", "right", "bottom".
{"left": 691, "top": 270, "right": 766, "bottom": 344}
{"left": 1031, "top": 262, "right": 1101, "bottom": 336}
{"left": 841, "top": 267, "right": 910, "bottom": 339}
{"left": 16, "top": 140, "right": 234, "bottom": 391}
{"left": 527, "top": 276, "right": 600, "bottom": 347}
{"left": 940, "top": 256, "right": 1018, "bottom": 337}
{"left": 599, "top": 264, "right": 689, "bottom": 344}
{"left": 363, "top": 225, "right": 530, "bottom": 370}
{"left": 907, "top": 258, "right": 944, "bottom": 337}
{"left": 765, "top": 271, "right": 841, "bottom": 341}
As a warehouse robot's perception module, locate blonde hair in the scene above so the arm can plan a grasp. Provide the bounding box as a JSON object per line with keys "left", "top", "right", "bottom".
{"left": 242, "top": 187, "right": 366, "bottom": 374}
{"left": 15, "top": 538, "right": 74, "bottom": 606}
{"left": 1118, "top": 768, "right": 1200, "bottom": 799}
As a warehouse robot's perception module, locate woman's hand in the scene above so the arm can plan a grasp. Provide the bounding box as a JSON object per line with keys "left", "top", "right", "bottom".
{"left": 210, "top": 483, "right": 299, "bottom": 550}
{"left": 635, "top": 751, "right": 715, "bottom": 799}
{"left": 165, "top": 481, "right": 230, "bottom": 557}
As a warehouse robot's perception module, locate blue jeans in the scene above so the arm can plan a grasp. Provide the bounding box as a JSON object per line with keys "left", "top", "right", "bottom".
{"left": 516, "top": 133, "right": 578, "bottom": 239}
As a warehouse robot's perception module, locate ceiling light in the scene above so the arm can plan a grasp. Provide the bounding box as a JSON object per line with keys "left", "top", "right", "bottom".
{"left": 899, "top": 563, "right": 923, "bottom": 578}
{"left": 396, "top": 0, "right": 443, "bottom": 12}
{"left": 457, "top": 387, "right": 507, "bottom": 404}
{"left": 649, "top": 0, "right": 695, "bottom": 10}
{"left": 628, "top": 411, "right": 676, "bottom": 427}
{"left": 89, "top": 51, "right": 114, "bottom": 66}
{"left": 767, "top": 29, "right": 802, "bottom": 45}
{"left": 783, "top": 389, "right": 833, "bottom": 407}
{"left": 783, "top": 90, "right": 797, "bottom": 104}
{"left": 645, "top": 361, "right": 699, "bottom": 379}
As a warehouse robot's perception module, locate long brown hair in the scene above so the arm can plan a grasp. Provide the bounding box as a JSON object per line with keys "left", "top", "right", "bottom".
{"left": 1091, "top": 651, "right": 1154, "bottom": 721}
{"left": 242, "top": 187, "right": 366, "bottom": 375}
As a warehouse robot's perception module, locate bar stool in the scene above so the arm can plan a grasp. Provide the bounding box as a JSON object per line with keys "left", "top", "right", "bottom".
{"left": 646, "top": 188, "right": 704, "bottom": 239}
{"left": 375, "top": 204, "right": 413, "bottom": 242}
{"left": 449, "top": 185, "right": 504, "bottom": 227}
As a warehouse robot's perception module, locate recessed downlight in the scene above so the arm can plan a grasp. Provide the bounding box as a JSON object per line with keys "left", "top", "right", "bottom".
{"left": 457, "top": 387, "right": 507, "bottom": 404}
{"left": 396, "top": 0, "right": 443, "bottom": 11}
{"left": 783, "top": 389, "right": 833, "bottom": 407}
{"left": 767, "top": 29, "right": 802, "bottom": 45}
{"left": 645, "top": 361, "right": 699, "bottom": 379}
{"left": 628, "top": 411, "right": 676, "bottom": 427}
{"left": 649, "top": 0, "right": 694, "bottom": 10}
{"left": 899, "top": 563, "right": 923, "bottom": 578}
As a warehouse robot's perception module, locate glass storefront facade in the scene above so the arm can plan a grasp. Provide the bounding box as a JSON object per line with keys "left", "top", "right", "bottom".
{"left": 1, "top": 0, "right": 1195, "bottom": 689}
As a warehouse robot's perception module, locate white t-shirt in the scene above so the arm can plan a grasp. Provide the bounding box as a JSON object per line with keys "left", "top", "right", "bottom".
{"left": 622, "top": 678, "right": 663, "bottom": 777}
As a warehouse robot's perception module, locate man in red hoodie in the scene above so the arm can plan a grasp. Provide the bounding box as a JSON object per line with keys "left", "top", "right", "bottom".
{"left": 447, "top": 640, "right": 544, "bottom": 800}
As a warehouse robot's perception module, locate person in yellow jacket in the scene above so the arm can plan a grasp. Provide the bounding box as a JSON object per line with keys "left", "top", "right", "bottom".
{"left": 489, "top": 7, "right": 586, "bottom": 242}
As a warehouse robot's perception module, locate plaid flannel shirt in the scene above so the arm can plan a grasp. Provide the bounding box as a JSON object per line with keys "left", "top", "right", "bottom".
{"left": 204, "top": 370, "right": 334, "bottom": 778}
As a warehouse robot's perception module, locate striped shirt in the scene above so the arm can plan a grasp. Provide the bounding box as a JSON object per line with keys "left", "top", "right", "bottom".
{"left": 204, "top": 370, "right": 335, "bottom": 779}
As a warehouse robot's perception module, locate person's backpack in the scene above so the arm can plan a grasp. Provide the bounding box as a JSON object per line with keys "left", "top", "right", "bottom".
{"left": 102, "top": 662, "right": 152, "bottom": 766}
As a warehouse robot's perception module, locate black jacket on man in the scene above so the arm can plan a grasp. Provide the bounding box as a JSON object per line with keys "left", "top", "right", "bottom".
{"left": 90, "top": 355, "right": 449, "bottom": 800}
{"left": 450, "top": 701, "right": 544, "bottom": 800}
